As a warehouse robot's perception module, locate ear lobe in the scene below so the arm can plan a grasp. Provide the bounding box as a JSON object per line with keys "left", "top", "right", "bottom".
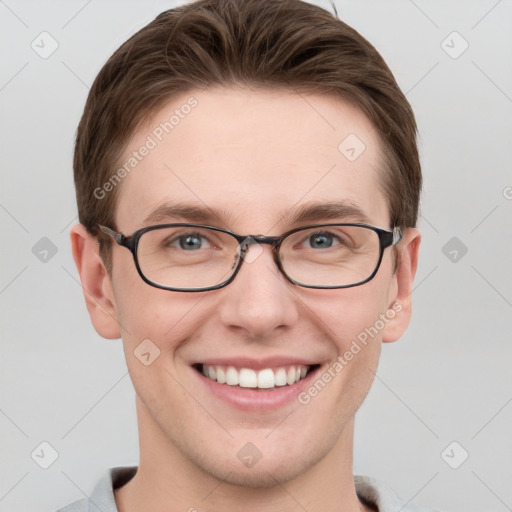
{"left": 70, "top": 223, "right": 121, "bottom": 340}
{"left": 382, "top": 228, "right": 421, "bottom": 343}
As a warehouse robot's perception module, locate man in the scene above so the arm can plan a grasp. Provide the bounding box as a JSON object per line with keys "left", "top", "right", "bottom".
{"left": 60, "top": 0, "right": 433, "bottom": 510}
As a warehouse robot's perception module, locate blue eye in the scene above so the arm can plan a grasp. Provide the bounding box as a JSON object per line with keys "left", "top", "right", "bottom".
{"left": 308, "top": 232, "right": 336, "bottom": 249}
{"left": 175, "top": 233, "right": 209, "bottom": 250}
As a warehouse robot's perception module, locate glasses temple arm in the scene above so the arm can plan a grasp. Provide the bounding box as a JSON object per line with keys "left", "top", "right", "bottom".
{"left": 98, "top": 225, "right": 125, "bottom": 245}
{"left": 392, "top": 227, "right": 403, "bottom": 245}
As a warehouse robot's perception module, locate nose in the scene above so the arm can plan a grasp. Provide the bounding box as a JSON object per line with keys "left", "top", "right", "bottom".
{"left": 216, "top": 243, "right": 300, "bottom": 340}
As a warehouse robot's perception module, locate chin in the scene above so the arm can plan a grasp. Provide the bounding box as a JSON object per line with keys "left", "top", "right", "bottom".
{"left": 197, "top": 453, "right": 315, "bottom": 489}
{"left": 183, "top": 431, "right": 334, "bottom": 490}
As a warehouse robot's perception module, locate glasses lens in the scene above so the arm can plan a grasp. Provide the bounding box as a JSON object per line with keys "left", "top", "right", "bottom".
{"left": 137, "top": 226, "right": 239, "bottom": 290}
{"left": 279, "top": 225, "right": 381, "bottom": 287}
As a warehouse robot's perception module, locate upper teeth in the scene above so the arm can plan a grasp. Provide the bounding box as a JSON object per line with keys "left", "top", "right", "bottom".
{"left": 201, "top": 364, "right": 309, "bottom": 389}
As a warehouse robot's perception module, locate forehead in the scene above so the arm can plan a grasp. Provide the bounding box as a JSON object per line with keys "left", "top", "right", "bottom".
{"left": 115, "top": 87, "right": 389, "bottom": 232}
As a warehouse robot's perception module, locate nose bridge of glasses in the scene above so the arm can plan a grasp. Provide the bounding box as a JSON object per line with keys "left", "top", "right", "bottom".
{"left": 240, "top": 234, "right": 279, "bottom": 248}
{"left": 237, "top": 235, "right": 282, "bottom": 270}
{"left": 239, "top": 234, "right": 280, "bottom": 257}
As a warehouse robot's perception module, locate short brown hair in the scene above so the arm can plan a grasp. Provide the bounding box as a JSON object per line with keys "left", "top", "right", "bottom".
{"left": 74, "top": 0, "right": 421, "bottom": 266}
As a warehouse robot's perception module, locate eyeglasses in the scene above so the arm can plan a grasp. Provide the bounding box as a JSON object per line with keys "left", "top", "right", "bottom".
{"left": 99, "top": 223, "right": 402, "bottom": 292}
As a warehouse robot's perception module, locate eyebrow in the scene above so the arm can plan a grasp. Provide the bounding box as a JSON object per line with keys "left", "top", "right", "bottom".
{"left": 143, "top": 202, "right": 230, "bottom": 225}
{"left": 142, "top": 200, "right": 371, "bottom": 229}
{"left": 284, "top": 201, "right": 371, "bottom": 225}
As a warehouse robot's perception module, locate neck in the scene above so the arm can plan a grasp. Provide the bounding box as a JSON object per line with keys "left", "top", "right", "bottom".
{"left": 115, "top": 398, "right": 368, "bottom": 512}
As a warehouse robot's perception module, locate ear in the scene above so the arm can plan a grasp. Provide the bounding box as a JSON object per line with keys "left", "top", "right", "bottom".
{"left": 70, "top": 223, "right": 121, "bottom": 339}
{"left": 382, "top": 227, "right": 421, "bottom": 343}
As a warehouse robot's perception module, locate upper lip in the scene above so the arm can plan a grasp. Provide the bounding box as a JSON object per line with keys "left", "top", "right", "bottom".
{"left": 193, "top": 357, "right": 319, "bottom": 370}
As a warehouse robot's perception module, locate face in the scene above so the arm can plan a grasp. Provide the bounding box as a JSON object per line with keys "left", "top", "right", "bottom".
{"left": 75, "top": 87, "right": 419, "bottom": 487}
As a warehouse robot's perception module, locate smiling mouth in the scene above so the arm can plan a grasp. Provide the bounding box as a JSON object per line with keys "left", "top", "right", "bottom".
{"left": 194, "top": 363, "right": 320, "bottom": 390}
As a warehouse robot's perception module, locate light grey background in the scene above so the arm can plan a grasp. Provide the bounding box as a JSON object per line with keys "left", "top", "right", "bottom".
{"left": 1, "top": 1, "right": 511, "bottom": 511}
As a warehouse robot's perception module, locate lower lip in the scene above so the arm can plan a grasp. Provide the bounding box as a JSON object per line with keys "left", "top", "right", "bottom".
{"left": 194, "top": 366, "right": 321, "bottom": 412}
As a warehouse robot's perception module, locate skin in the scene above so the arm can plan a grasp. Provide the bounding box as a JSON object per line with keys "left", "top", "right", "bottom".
{"left": 71, "top": 87, "right": 420, "bottom": 512}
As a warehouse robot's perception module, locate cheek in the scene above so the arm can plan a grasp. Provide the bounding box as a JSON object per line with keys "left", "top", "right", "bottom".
{"left": 112, "top": 285, "right": 209, "bottom": 414}
{"left": 297, "top": 274, "right": 393, "bottom": 404}
{"left": 302, "top": 275, "right": 392, "bottom": 351}
{"left": 115, "top": 289, "right": 203, "bottom": 349}
{"left": 110, "top": 254, "right": 208, "bottom": 365}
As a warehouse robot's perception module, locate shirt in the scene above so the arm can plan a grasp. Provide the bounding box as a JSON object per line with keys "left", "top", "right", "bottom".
{"left": 55, "top": 466, "right": 439, "bottom": 512}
